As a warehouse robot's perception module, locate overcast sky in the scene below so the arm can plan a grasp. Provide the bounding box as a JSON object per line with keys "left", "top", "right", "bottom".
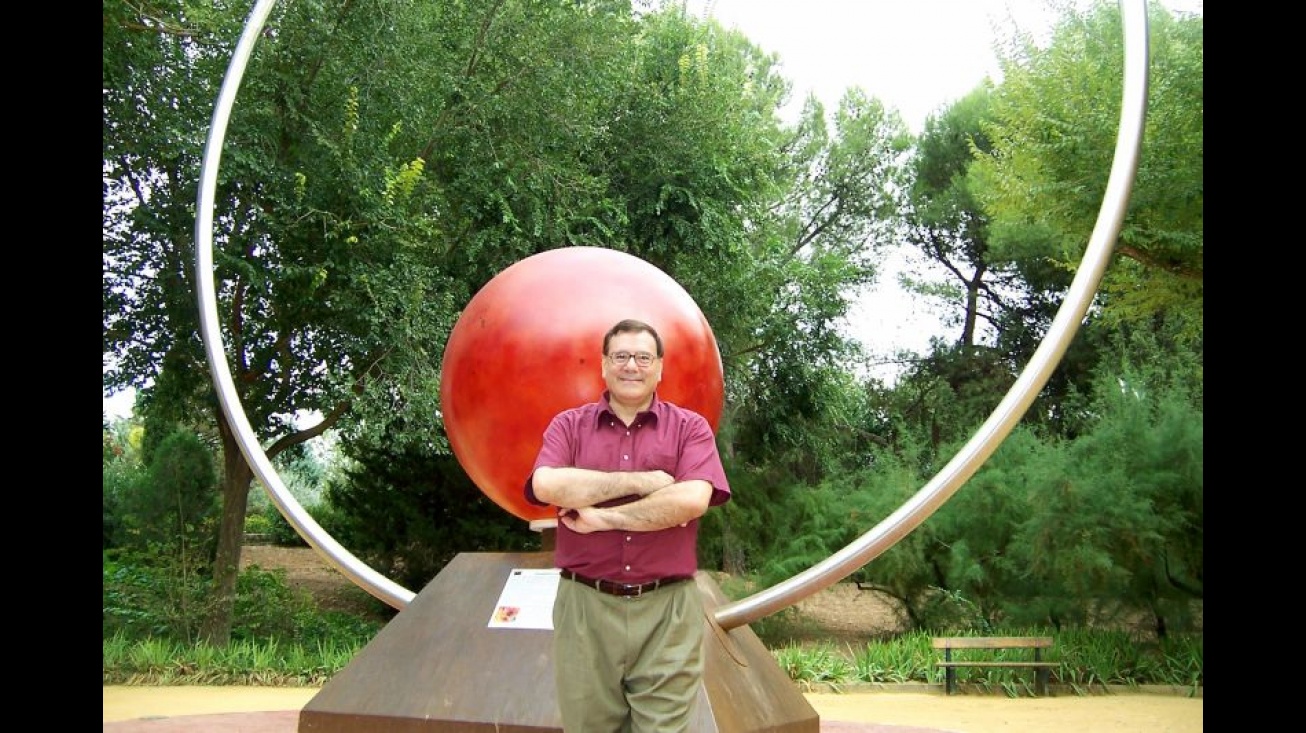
{"left": 687, "top": 0, "right": 1202, "bottom": 132}
{"left": 686, "top": 0, "right": 1056, "bottom": 132}
{"left": 683, "top": 0, "right": 1202, "bottom": 380}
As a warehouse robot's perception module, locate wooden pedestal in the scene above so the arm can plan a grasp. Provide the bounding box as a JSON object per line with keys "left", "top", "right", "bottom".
{"left": 299, "top": 552, "right": 818, "bottom": 732}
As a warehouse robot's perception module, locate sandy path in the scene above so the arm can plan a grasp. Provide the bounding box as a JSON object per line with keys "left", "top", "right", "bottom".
{"left": 805, "top": 691, "right": 1202, "bottom": 732}
{"left": 103, "top": 686, "right": 1202, "bottom": 732}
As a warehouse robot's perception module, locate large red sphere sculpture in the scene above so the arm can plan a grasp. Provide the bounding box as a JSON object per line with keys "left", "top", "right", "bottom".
{"left": 440, "top": 247, "right": 725, "bottom": 523}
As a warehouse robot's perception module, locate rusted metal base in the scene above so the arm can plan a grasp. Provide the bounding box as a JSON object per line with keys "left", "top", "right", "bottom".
{"left": 299, "top": 552, "right": 818, "bottom": 732}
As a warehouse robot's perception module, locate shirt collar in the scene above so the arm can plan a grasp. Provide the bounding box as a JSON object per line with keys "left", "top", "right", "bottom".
{"left": 597, "top": 390, "right": 661, "bottom": 426}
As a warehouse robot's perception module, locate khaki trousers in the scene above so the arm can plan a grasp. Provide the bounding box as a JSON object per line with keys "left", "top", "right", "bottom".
{"left": 552, "top": 577, "right": 704, "bottom": 732}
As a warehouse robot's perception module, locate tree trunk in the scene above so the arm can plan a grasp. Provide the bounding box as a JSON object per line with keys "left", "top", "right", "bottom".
{"left": 195, "top": 396, "right": 346, "bottom": 645}
{"left": 199, "top": 413, "right": 255, "bottom": 645}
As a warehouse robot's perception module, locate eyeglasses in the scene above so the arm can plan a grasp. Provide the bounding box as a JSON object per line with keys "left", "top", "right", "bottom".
{"left": 606, "top": 351, "right": 658, "bottom": 367}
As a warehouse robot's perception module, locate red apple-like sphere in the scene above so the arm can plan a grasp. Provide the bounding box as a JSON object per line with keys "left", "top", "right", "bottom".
{"left": 440, "top": 247, "right": 725, "bottom": 523}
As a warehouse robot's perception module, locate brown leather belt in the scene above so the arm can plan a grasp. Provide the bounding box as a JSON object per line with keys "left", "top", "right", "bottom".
{"left": 559, "top": 569, "right": 692, "bottom": 597}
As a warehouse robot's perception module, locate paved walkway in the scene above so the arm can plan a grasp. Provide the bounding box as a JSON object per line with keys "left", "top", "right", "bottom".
{"left": 103, "top": 685, "right": 1204, "bottom": 733}
{"left": 101, "top": 686, "right": 929, "bottom": 732}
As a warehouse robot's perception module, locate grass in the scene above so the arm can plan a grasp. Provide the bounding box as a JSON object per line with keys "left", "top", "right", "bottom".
{"left": 103, "top": 625, "right": 1204, "bottom": 694}
{"left": 102, "top": 553, "right": 1203, "bottom": 694}
{"left": 763, "top": 627, "right": 1202, "bottom": 695}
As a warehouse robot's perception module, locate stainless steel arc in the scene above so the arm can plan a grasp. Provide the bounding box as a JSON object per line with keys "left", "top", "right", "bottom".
{"left": 193, "top": 0, "right": 414, "bottom": 610}
{"left": 195, "top": 0, "right": 1150, "bottom": 623}
{"left": 713, "top": 0, "right": 1151, "bottom": 630}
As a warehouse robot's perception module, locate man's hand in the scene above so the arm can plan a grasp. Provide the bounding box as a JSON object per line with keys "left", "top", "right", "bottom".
{"left": 558, "top": 505, "right": 613, "bottom": 534}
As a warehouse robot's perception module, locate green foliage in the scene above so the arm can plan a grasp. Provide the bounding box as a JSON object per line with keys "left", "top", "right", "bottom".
{"left": 913, "top": 349, "right": 1199, "bottom": 635}
{"left": 245, "top": 506, "right": 308, "bottom": 546}
{"left": 102, "top": 452, "right": 140, "bottom": 550}
{"left": 251, "top": 497, "right": 356, "bottom": 551}
{"left": 103, "top": 0, "right": 1201, "bottom": 655}
{"left": 772, "top": 642, "right": 855, "bottom": 686}
{"left": 103, "top": 547, "right": 220, "bottom": 643}
{"left": 971, "top": 1, "right": 1203, "bottom": 341}
{"left": 264, "top": 441, "right": 330, "bottom": 511}
{"left": 1011, "top": 359, "right": 1203, "bottom": 635}
{"left": 105, "top": 425, "right": 221, "bottom": 611}
{"left": 762, "top": 627, "right": 1202, "bottom": 693}
{"left": 245, "top": 440, "right": 340, "bottom": 548}
{"left": 905, "top": 83, "right": 1014, "bottom": 351}
{"left": 229, "top": 566, "right": 316, "bottom": 642}
{"left": 725, "top": 331, "right": 1202, "bottom": 639}
{"left": 232, "top": 565, "right": 382, "bottom": 645}
{"left": 325, "top": 437, "right": 535, "bottom": 591}
{"left": 138, "top": 429, "right": 220, "bottom": 545}
{"left": 1053, "top": 628, "right": 1204, "bottom": 692}
{"left": 699, "top": 460, "right": 834, "bottom": 577}
{"left": 847, "top": 634, "right": 935, "bottom": 684}
{"left": 103, "top": 550, "right": 382, "bottom": 650}
{"left": 104, "top": 623, "right": 1201, "bottom": 691}
{"left": 103, "top": 632, "right": 366, "bottom": 687}
{"left": 242, "top": 512, "right": 273, "bottom": 536}
{"left": 701, "top": 372, "right": 906, "bottom": 578}
{"left": 103, "top": 416, "right": 150, "bottom": 550}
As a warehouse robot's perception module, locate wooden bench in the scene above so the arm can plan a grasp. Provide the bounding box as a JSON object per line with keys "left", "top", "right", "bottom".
{"left": 932, "top": 636, "right": 1056, "bottom": 695}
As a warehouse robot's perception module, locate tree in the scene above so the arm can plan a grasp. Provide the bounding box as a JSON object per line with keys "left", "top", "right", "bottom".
{"left": 906, "top": 85, "right": 1007, "bottom": 349}
{"left": 718, "top": 86, "right": 913, "bottom": 479}
{"left": 133, "top": 428, "right": 220, "bottom": 551}
{"left": 1011, "top": 331, "right": 1202, "bottom": 636}
{"left": 104, "top": 0, "right": 644, "bottom": 643}
{"left": 105, "top": 0, "right": 1003, "bottom": 642}
{"left": 970, "top": 1, "right": 1203, "bottom": 343}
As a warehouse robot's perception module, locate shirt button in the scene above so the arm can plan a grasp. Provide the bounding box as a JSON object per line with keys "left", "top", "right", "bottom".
{"left": 625, "top": 535, "right": 632, "bottom": 542}
{"left": 624, "top": 565, "right": 631, "bottom": 572}
{"left": 623, "top": 454, "right": 629, "bottom": 460}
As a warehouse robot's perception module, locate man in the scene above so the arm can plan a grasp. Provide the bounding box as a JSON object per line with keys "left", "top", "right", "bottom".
{"left": 525, "top": 318, "right": 731, "bottom": 732}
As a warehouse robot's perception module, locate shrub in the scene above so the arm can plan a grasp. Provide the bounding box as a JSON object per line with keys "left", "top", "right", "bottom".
{"left": 102, "top": 547, "right": 219, "bottom": 642}
{"left": 243, "top": 512, "right": 273, "bottom": 536}
{"left": 260, "top": 503, "right": 310, "bottom": 547}
{"left": 103, "top": 551, "right": 382, "bottom": 647}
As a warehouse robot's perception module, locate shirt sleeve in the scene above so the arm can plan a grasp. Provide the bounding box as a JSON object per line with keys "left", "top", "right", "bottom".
{"left": 675, "top": 412, "right": 732, "bottom": 506}
{"left": 523, "top": 411, "right": 575, "bottom": 506}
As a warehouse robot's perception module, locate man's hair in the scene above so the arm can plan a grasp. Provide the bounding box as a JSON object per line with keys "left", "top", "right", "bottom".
{"left": 603, "top": 319, "right": 664, "bottom": 357}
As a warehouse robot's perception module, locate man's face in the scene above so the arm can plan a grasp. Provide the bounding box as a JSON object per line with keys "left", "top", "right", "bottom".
{"left": 601, "top": 331, "right": 662, "bottom": 407}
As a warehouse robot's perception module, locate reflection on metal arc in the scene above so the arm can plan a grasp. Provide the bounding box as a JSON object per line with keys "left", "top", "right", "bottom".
{"left": 194, "top": 0, "right": 1150, "bottom": 626}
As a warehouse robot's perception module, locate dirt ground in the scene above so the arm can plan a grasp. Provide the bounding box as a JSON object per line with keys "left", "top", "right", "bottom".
{"left": 240, "top": 544, "right": 1186, "bottom": 646}
{"left": 240, "top": 544, "right": 913, "bottom": 636}
{"left": 241, "top": 544, "right": 395, "bottom": 620}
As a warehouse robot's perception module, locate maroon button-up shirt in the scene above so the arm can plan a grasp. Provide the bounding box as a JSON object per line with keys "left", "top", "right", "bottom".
{"left": 525, "top": 392, "right": 730, "bottom": 583}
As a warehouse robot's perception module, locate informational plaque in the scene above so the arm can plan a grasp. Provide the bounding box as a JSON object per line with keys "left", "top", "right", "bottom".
{"left": 487, "top": 567, "right": 561, "bottom": 630}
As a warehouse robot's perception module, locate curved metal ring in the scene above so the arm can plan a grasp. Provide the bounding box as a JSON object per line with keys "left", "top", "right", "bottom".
{"left": 194, "top": 0, "right": 412, "bottom": 609}
{"left": 194, "top": 0, "right": 1149, "bottom": 625}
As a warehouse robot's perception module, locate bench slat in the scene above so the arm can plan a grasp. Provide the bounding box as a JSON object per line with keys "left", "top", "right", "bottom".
{"left": 932, "top": 636, "right": 1056, "bottom": 696}
{"left": 931, "top": 636, "right": 1053, "bottom": 649}
{"left": 936, "top": 661, "right": 1057, "bottom": 668}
